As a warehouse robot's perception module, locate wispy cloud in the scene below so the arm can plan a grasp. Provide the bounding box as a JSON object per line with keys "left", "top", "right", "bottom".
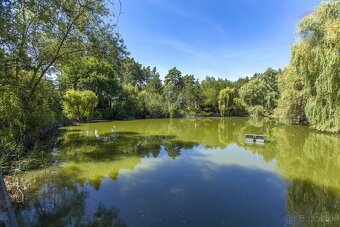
{"left": 161, "top": 39, "right": 213, "bottom": 60}
{"left": 145, "top": 0, "right": 226, "bottom": 37}
{"left": 145, "top": 0, "right": 193, "bottom": 18}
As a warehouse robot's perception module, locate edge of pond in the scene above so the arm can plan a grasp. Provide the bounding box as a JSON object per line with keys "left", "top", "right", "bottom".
{"left": 0, "top": 174, "right": 18, "bottom": 227}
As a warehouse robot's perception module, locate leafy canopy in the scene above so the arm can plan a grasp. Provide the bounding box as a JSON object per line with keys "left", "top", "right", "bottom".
{"left": 276, "top": 0, "right": 340, "bottom": 132}
{"left": 63, "top": 90, "right": 98, "bottom": 120}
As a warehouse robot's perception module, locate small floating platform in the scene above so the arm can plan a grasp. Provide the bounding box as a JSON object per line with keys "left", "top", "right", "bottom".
{"left": 245, "top": 134, "right": 265, "bottom": 144}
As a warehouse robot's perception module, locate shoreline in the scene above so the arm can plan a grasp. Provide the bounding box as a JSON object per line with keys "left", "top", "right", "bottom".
{"left": 3, "top": 116, "right": 338, "bottom": 175}
{"left": 0, "top": 175, "right": 18, "bottom": 227}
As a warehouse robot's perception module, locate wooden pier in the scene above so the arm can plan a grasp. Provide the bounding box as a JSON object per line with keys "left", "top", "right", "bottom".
{"left": 0, "top": 175, "right": 18, "bottom": 227}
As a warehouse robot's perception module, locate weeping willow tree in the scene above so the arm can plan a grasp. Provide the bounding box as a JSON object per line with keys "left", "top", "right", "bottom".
{"left": 63, "top": 90, "right": 98, "bottom": 120}
{"left": 218, "top": 87, "right": 236, "bottom": 116}
{"left": 275, "top": 66, "right": 309, "bottom": 124}
{"left": 276, "top": 0, "right": 340, "bottom": 132}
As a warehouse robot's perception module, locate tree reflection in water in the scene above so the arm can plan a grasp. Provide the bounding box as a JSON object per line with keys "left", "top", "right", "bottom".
{"left": 12, "top": 118, "right": 340, "bottom": 226}
{"left": 15, "top": 174, "right": 126, "bottom": 227}
{"left": 287, "top": 180, "right": 340, "bottom": 226}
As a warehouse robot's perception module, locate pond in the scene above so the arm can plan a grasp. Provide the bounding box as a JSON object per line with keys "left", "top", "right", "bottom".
{"left": 13, "top": 118, "right": 340, "bottom": 226}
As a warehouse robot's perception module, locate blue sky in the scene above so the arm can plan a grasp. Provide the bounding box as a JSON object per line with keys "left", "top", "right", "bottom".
{"left": 118, "top": 0, "right": 322, "bottom": 81}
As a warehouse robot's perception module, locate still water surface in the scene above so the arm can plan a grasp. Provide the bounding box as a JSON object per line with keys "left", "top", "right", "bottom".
{"left": 14, "top": 118, "right": 340, "bottom": 226}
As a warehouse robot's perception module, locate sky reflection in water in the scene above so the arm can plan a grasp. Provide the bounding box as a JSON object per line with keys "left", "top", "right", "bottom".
{"left": 14, "top": 118, "right": 340, "bottom": 227}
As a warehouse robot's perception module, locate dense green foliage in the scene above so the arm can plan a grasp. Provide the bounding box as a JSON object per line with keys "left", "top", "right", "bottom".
{"left": 140, "top": 73, "right": 167, "bottom": 118}
{"left": 0, "top": 0, "right": 125, "bottom": 172}
{"left": 276, "top": 0, "right": 340, "bottom": 132}
{"left": 63, "top": 90, "right": 98, "bottom": 120}
{"left": 240, "top": 68, "right": 280, "bottom": 117}
{"left": 201, "top": 76, "right": 232, "bottom": 115}
{"left": 275, "top": 67, "right": 308, "bottom": 124}
{"left": 218, "top": 87, "right": 236, "bottom": 116}
{"left": 0, "top": 0, "right": 338, "bottom": 173}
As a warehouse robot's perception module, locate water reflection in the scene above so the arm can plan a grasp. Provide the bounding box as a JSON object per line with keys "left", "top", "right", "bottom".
{"left": 13, "top": 118, "right": 340, "bottom": 226}
{"left": 287, "top": 180, "right": 340, "bottom": 226}
{"left": 15, "top": 172, "right": 126, "bottom": 226}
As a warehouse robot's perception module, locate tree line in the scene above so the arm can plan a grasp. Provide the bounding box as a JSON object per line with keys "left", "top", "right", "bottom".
{"left": 0, "top": 0, "right": 339, "bottom": 168}
{"left": 60, "top": 55, "right": 283, "bottom": 120}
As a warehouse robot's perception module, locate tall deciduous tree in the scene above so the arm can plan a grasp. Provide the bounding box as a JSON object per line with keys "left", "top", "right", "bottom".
{"left": 1, "top": 0, "right": 125, "bottom": 99}
{"left": 275, "top": 67, "right": 308, "bottom": 124}
{"left": 276, "top": 0, "right": 340, "bottom": 132}
{"left": 60, "top": 57, "right": 120, "bottom": 109}
{"left": 145, "top": 70, "right": 162, "bottom": 94}
{"left": 120, "top": 58, "right": 148, "bottom": 88}
{"left": 141, "top": 68, "right": 166, "bottom": 118}
{"left": 183, "top": 75, "right": 202, "bottom": 114}
{"left": 239, "top": 68, "right": 280, "bottom": 116}
{"left": 163, "top": 67, "right": 184, "bottom": 117}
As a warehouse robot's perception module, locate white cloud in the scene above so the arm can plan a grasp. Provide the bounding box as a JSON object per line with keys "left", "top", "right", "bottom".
{"left": 191, "top": 144, "right": 277, "bottom": 173}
